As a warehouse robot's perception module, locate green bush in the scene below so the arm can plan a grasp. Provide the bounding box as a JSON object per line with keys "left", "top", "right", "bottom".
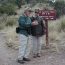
{"left": 49, "top": 1, "right": 65, "bottom": 18}
{"left": 53, "top": 1, "right": 65, "bottom": 18}
{"left": 5, "top": 19, "right": 17, "bottom": 26}
{"left": 0, "top": 4, "right": 16, "bottom": 15}
{"left": 8, "top": 0, "right": 16, "bottom": 5}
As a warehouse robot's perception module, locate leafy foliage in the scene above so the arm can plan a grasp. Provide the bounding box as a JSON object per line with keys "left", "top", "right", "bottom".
{"left": 0, "top": 3, "right": 16, "bottom": 15}
{"left": 50, "top": 1, "right": 65, "bottom": 18}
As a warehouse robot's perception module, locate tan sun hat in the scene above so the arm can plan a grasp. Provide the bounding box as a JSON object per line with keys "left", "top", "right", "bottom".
{"left": 24, "top": 7, "right": 33, "bottom": 13}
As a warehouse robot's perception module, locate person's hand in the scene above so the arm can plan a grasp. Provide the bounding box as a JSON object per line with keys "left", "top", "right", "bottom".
{"left": 32, "top": 21, "right": 38, "bottom": 26}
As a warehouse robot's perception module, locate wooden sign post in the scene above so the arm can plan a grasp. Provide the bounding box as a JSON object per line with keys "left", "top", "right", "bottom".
{"left": 45, "top": 20, "right": 49, "bottom": 47}
{"left": 35, "top": 9, "right": 56, "bottom": 47}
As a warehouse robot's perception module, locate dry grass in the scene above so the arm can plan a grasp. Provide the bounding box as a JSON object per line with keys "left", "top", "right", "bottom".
{"left": 4, "top": 26, "right": 19, "bottom": 50}
{"left": 4, "top": 18, "right": 65, "bottom": 50}
{"left": 48, "top": 16, "right": 65, "bottom": 41}
{"left": 0, "top": 15, "right": 19, "bottom": 50}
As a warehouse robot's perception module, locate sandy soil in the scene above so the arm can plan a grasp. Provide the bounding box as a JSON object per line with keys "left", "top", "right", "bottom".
{"left": 0, "top": 32, "right": 65, "bottom": 65}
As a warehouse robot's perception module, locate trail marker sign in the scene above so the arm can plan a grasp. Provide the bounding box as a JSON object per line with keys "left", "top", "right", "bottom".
{"left": 35, "top": 9, "right": 56, "bottom": 20}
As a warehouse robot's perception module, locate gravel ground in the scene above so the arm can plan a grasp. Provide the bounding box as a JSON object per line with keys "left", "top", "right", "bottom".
{"left": 0, "top": 33, "right": 65, "bottom": 65}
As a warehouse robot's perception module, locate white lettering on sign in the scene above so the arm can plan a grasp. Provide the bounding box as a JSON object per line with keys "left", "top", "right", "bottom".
{"left": 36, "top": 9, "right": 56, "bottom": 20}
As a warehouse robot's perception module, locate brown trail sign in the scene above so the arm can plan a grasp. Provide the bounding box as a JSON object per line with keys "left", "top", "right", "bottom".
{"left": 35, "top": 9, "right": 56, "bottom": 47}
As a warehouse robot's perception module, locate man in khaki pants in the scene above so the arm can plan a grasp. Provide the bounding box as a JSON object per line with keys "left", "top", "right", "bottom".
{"left": 17, "top": 9, "right": 38, "bottom": 64}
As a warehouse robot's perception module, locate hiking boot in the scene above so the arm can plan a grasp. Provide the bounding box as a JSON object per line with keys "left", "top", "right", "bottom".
{"left": 33, "top": 54, "right": 37, "bottom": 58}
{"left": 37, "top": 53, "right": 41, "bottom": 57}
{"left": 23, "top": 57, "right": 31, "bottom": 61}
{"left": 17, "top": 59, "right": 25, "bottom": 64}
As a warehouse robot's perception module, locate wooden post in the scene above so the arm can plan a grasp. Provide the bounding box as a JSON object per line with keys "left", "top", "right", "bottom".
{"left": 45, "top": 19, "right": 49, "bottom": 47}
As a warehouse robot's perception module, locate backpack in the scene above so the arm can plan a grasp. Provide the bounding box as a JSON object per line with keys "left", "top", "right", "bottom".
{"left": 16, "top": 26, "right": 22, "bottom": 33}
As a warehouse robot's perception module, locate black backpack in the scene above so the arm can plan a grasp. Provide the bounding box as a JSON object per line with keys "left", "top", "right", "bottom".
{"left": 16, "top": 27, "right": 21, "bottom": 33}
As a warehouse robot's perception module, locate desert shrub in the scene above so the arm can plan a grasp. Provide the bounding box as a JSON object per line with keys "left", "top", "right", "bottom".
{"left": 36, "top": 0, "right": 47, "bottom": 3}
{"left": 8, "top": 0, "right": 16, "bottom": 5}
{"left": 6, "top": 21, "right": 15, "bottom": 26}
{"left": 5, "top": 27, "right": 19, "bottom": 50}
{"left": 0, "top": 15, "right": 18, "bottom": 30}
{"left": 49, "top": 31, "right": 59, "bottom": 42}
{"left": 49, "top": 1, "right": 65, "bottom": 18}
{"left": 0, "top": 24, "right": 5, "bottom": 30}
{"left": 0, "top": 3, "right": 16, "bottom": 15}
{"left": 53, "top": 1, "right": 65, "bottom": 18}
{"left": 55, "top": 19, "right": 65, "bottom": 32}
{"left": 49, "top": 17, "right": 65, "bottom": 32}
{"left": 60, "top": 20, "right": 65, "bottom": 31}
{"left": 5, "top": 19, "right": 17, "bottom": 26}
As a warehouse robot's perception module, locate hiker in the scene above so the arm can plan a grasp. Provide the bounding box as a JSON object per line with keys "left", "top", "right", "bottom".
{"left": 17, "top": 9, "right": 38, "bottom": 64}
{"left": 31, "top": 11, "right": 46, "bottom": 58}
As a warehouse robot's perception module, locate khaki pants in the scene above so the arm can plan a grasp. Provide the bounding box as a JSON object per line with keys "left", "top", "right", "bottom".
{"left": 18, "top": 34, "right": 32, "bottom": 60}
{"left": 32, "top": 36, "right": 43, "bottom": 55}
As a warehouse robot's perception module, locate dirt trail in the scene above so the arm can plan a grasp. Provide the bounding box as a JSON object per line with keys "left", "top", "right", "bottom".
{"left": 0, "top": 33, "right": 18, "bottom": 65}
{"left": 0, "top": 33, "right": 65, "bottom": 65}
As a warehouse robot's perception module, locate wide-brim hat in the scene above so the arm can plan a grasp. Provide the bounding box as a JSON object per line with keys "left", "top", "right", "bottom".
{"left": 24, "top": 7, "right": 33, "bottom": 13}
